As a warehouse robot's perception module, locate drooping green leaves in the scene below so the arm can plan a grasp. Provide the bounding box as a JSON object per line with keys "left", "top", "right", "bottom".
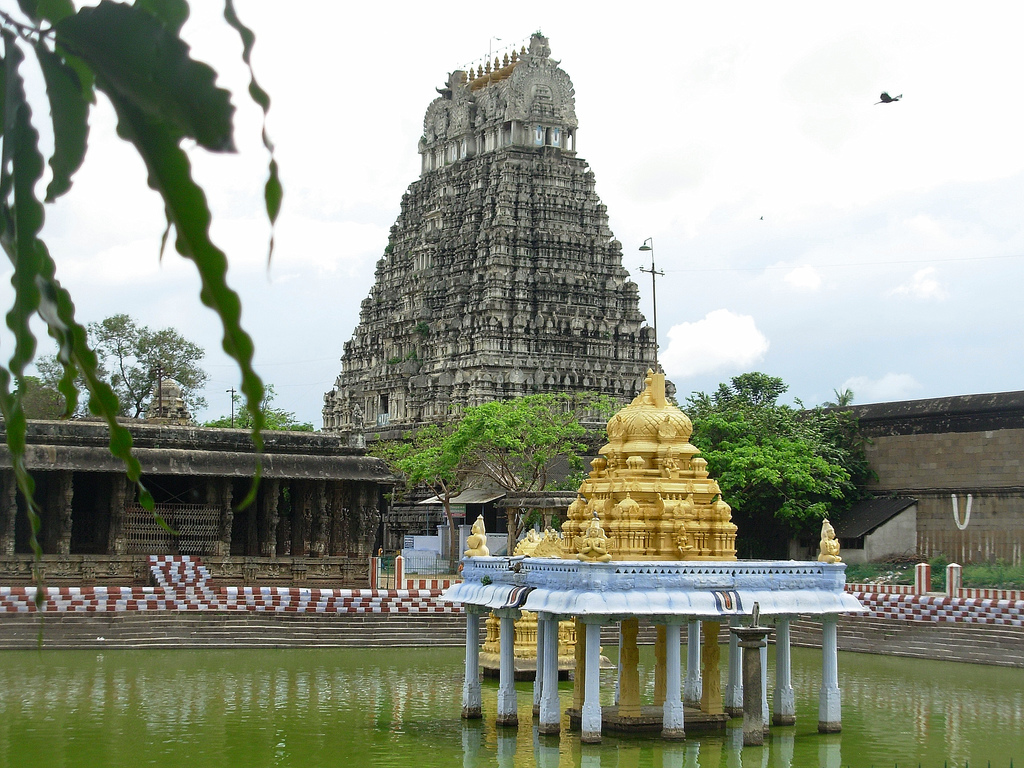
{"left": 35, "top": 42, "right": 90, "bottom": 201}
{"left": 55, "top": 1, "right": 235, "bottom": 152}
{"left": 134, "top": 0, "right": 189, "bottom": 35}
{"left": 0, "top": 1, "right": 277, "bottom": 540}
{"left": 103, "top": 92, "right": 265, "bottom": 503}
{"left": 224, "top": 0, "right": 280, "bottom": 259}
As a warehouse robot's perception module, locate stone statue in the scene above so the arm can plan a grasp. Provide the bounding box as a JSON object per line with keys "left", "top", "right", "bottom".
{"left": 514, "top": 529, "right": 541, "bottom": 556}
{"left": 533, "top": 528, "right": 563, "bottom": 558}
{"left": 464, "top": 515, "right": 490, "bottom": 557}
{"left": 817, "top": 518, "right": 842, "bottom": 563}
{"left": 576, "top": 514, "right": 612, "bottom": 563}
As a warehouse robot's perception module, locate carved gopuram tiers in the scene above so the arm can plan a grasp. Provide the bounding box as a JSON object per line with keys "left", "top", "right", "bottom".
{"left": 323, "top": 33, "right": 656, "bottom": 436}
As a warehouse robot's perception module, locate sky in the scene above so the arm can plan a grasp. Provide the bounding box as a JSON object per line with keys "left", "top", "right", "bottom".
{"left": 5, "top": 1, "right": 1024, "bottom": 427}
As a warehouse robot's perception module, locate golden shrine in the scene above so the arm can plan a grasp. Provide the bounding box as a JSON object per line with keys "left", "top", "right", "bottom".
{"left": 562, "top": 369, "right": 737, "bottom": 561}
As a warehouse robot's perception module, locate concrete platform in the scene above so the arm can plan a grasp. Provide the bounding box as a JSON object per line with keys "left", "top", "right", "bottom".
{"left": 566, "top": 705, "right": 729, "bottom": 734}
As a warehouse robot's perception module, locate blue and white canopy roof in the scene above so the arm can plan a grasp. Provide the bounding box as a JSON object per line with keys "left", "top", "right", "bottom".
{"left": 444, "top": 557, "right": 864, "bottom": 619}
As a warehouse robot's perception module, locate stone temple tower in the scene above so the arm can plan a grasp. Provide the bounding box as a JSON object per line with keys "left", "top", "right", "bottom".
{"left": 323, "top": 34, "right": 656, "bottom": 435}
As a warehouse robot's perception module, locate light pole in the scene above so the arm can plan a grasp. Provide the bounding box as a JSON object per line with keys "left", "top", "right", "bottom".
{"left": 638, "top": 238, "right": 664, "bottom": 367}
{"left": 226, "top": 387, "right": 236, "bottom": 428}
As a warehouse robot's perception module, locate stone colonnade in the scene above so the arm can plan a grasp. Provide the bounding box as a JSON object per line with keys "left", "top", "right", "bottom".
{"left": 0, "top": 469, "right": 379, "bottom": 559}
{"left": 462, "top": 611, "right": 842, "bottom": 744}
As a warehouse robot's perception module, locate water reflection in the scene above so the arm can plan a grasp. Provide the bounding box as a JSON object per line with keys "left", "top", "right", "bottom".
{"left": 0, "top": 646, "right": 1021, "bottom": 767}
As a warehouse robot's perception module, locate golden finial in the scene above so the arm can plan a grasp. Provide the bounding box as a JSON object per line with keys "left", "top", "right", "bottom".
{"left": 520, "top": 45, "right": 527, "bottom": 55}
{"left": 503, "top": 53, "right": 510, "bottom": 66}
{"left": 511, "top": 50, "right": 518, "bottom": 63}
{"left": 485, "top": 60, "right": 491, "bottom": 74}
{"left": 494, "top": 56, "right": 500, "bottom": 70}
{"left": 477, "top": 65, "right": 483, "bottom": 79}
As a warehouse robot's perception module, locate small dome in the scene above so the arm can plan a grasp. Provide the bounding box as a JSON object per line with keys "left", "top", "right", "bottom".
{"left": 604, "top": 369, "right": 693, "bottom": 457}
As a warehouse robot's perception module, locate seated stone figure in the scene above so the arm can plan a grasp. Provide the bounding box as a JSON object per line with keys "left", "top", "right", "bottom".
{"left": 464, "top": 515, "right": 490, "bottom": 557}
{"left": 576, "top": 515, "right": 613, "bottom": 563}
{"left": 817, "top": 518, "right": 842, "bottom": 563}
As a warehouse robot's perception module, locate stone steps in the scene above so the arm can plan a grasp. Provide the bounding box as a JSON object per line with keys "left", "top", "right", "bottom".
{"left": 790, "top": 615, "right": 1024, "bottom": 667}
{"left": 0, "top": 612, "right": 469, "bottom": 650}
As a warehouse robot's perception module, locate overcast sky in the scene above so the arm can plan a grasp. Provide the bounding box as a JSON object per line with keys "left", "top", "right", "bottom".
{"left": 6, "top": 1, "right": 1024, "bottom": 427}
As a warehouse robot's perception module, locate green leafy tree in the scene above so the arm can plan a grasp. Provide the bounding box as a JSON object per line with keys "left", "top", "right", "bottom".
{"left": 372, "top": 423, "right": 468, "bottom": 573}
{"left": 375, "top": 393, "right": 614, "bottom": 561}
{"left": 447, "top": 393, "right": 614, "bottom": 543}
{"left": 15, "top": 375, "right": 64, "bottom": 419}
{"left": 39, "top": 313, "right": 209, "bottom": 418}
{"left": 0, "top": 1, "right": 278, "bottom": 568}
{"left": 203, "top": 384, "right": 313, "bottom": 432}
{"left": 686, "top": 373, "right": 871, "bottom": 558}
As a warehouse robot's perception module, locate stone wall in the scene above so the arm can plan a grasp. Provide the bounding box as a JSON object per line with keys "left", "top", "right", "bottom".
{"left": 852, "top": 391, "right": 1024, "bottom": 564}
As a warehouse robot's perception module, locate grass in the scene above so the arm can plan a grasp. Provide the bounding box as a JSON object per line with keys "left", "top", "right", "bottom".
{"left": 845, "top": 556, "right": 1024, "bottom": 591}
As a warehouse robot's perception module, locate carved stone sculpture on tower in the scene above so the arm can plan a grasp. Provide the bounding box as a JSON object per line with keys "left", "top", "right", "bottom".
{"left": 323, "top": 33, "right": 656, "bottom": 434}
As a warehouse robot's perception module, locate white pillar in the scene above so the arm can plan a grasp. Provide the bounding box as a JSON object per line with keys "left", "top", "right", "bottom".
{"left": 818, "top": 615, "right": 841, "bottom": 733}
{"left": 662, "top": 623, "right": 685, "bottom": 739}
{"left": 773, "top": 617, "right": 795, "bottom": 725}
{"left": 581, "top": 621, "right": 603, "bottom": 743}
{"left": 497, "top": 613, "right": 518, "bottom": 726}
{"left": 684, "top": 619, "right": 702, "bottom": 708}
{"left": 759, "top": 642, "right": 769, "bottom": 733}
{"left": 533, "top": 615, "right": 546, "bottom": 715}
{"left": 724, "top": 617, "right": 743, "bottom": 716}
{"left": 539, "top": 615, "right": 561, "bottom": 735}
{"left": 462, "top": 610, "right": 482, "bottom": 718}
{"left": 614, "top": 622, "right": 623, "bottom": 705}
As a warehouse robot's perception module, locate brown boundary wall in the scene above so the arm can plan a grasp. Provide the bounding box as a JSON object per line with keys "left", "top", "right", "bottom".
{"left": 851, "top": 392, "right": 1024, "bottom": 565}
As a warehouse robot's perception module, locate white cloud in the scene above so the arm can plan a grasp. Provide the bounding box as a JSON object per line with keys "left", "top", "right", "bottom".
{"left": 890, "top": 267, "right": 947, "bottom": 300}
{"left": 842, "top": 373, "right": 921, "bottom": 403}
{"left": 783, "top": 265, "right": 822, "bottom": 291}
{"left": 661, "top": 310, "right": 769, "bottom": 379}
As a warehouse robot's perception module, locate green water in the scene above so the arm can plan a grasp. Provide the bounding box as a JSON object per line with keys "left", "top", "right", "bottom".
{"left": 0, "top": 645, "right": 1020, "bottom": 767}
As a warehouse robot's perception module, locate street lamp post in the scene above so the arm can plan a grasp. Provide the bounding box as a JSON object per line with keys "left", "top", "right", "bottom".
{"left": 638, "top": 238, "right": 664, "bottom": 367}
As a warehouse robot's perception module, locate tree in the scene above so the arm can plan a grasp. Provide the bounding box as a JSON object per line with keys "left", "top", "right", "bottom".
{"left": 372, "top": 423, "right": 469, "bottom": 573}
{"left": 374, "top": 393, "right": 614, "bottom": 563}
{"left": 825, "top": 387, "right": 855, "bottom": 407}
{"left": 15, "top": 376, "right": 64, "bottom": 419}
{"left": 203, "top": 385, "right": 313, "bottom": 432}
{"left": 80, "top": 314, "right": 208, "bottom": 418}
{"left": 686, "top": 373, "right": 871, "bottom": 558}
{"left": 0, "top": 2, "right": 278, "bottom": 564}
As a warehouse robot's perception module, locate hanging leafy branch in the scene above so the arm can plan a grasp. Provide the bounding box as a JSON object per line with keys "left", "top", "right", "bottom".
{"left": 0, "top": 0, "right": 279, "bottom": 585}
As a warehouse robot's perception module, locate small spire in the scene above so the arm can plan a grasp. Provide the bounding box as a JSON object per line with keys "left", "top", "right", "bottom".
{"left": 503, "top": 52, "right": 510, "bottom": 66}
{"left": 485, "top": 60, "right": 491, "bottom": 74}
{"left": 511, "top": 50, "right": 518, "bottom": 63}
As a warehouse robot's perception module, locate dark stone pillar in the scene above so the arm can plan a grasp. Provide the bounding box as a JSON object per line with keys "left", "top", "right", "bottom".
{"left": 277, "top": 481, "right": 291, "bottom": 556}
{"left": 54, "top": 471, "right": 73, "bottom": 555}
{"left": 329, "top": 482, "right": 347, "bottom": 556}
{"left": 311, "top": 480, "right": 328, "bottom": 557}
{"left": 218, "top": 478, "right": 234, "bottom": 556}
{"left": 260, "top": 479, "right": 280, "bottom": 557}
{"left": 0, "top": 469, "right": 16, "bottom": 556}
{"left": 108, "top": 476, "right": 129, "bottom": 555}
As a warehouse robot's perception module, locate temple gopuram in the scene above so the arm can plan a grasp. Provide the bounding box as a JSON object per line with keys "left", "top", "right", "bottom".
{"left": 323, "top": 33, "right": 656, "bottom": 437}
{"left": 446, "top": 371, "right": 863, "bottom": 745}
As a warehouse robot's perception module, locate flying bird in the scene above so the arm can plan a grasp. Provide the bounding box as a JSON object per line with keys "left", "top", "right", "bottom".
{"left": 876, "top": 92, "right": 902, "bottom": 104}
